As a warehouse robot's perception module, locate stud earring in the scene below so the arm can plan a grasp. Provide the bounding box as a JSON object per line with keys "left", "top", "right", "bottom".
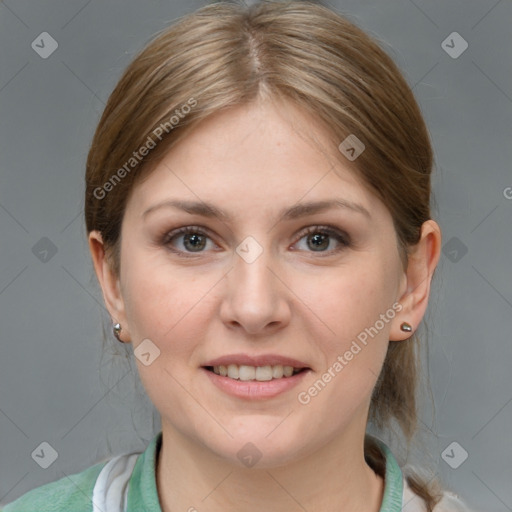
{"left": 400, "top": 322, "right": 413, "bottom": 333}
{"left": 113, "top": 322, "right": 123, "bottom": 342}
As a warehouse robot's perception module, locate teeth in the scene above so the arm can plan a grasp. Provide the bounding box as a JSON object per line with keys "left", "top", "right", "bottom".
{"left": 238, "top": 365, "right": 255, "bottom": 381}
{"left": 283, "top": 365, "right": 294, "bottom": 377}
{"left": 272, "top": 365, "right": 284, "bottom": 379}
{"left": 256, "top": 366, "right": 274, "bottom": 381}
{"left": 212, "top": 364, "right": 303, "bottom": 381}
{"left": 227, "top": 364, "right": 239, "bottom": 379}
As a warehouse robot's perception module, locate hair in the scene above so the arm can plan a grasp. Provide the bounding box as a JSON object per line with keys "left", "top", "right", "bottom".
{"left": 85, "top": 1, "right": 444, "bottom": 509}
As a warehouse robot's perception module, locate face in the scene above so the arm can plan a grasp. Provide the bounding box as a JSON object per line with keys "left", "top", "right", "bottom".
{"left": 112, "top": 99, "right": 408, "bottom": 467}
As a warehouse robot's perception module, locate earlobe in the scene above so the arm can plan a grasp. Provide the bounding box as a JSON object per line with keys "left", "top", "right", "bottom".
{"left": 88, "top": 230, "right": 130, "bottom": 342}
{"left": 390, "top": 220, "right": 442, "bottom": 341}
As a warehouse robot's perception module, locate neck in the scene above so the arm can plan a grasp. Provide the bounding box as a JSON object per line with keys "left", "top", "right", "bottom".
{"left": 156, "top": 422, "right": 385, "bottom": 512}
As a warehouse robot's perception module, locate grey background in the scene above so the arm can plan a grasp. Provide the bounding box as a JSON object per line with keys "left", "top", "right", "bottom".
{"left": 0, "top": 0, "right": 511, "bottom": 510}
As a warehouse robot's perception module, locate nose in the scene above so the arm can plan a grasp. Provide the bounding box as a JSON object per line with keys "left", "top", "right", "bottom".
{"left": 219, "top": 247, "right": 291, "bottom": 335}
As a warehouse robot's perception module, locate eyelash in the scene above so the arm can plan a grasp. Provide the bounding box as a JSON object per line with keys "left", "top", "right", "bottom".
{"left": 160, "top": 225, "right": 351, "bottom": 258}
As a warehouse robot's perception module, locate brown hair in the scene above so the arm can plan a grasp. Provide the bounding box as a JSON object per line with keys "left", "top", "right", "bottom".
{"left": 85, "top": 1, "right": 444, "bottom": 509}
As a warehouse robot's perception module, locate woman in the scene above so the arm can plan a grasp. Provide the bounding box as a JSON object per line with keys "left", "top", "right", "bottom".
{"left": 2, "top": 1, "right": 473, "bottom": 511}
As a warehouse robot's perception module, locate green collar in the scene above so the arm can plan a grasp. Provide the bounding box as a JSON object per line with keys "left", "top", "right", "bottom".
{"left": 370, "top": 435, "right": 404, "bottom": 512}
{"left": 126, "top": 432, "right": 403, "bottom": 512}
{"left": 126, "top": 431, "right": 163, "bottom": 511}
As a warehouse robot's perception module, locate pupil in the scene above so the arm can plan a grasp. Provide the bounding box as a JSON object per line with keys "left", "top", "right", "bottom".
{"left": 309, "top": 233, "right": 328, "bottom": 251}
{"left": 184, "top": 233, "right": 205, "bottom": 251}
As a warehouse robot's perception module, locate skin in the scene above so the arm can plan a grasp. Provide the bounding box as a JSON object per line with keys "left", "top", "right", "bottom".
{"left": 89, "top": 97, "right": 441, "bottom": 512}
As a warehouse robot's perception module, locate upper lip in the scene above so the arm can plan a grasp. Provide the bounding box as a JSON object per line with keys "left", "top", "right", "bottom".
{"left": 202, "top": 353, "right": 310, "bottom": 369}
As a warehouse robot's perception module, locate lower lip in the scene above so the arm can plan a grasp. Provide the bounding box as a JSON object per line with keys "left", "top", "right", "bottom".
{"left": 202, "top": 367, "right": 310, "bottom": 400}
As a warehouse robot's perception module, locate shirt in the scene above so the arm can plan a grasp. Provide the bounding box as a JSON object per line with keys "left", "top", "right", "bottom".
{"left": 1, "top": 432, "right": 473, "bottom": 512}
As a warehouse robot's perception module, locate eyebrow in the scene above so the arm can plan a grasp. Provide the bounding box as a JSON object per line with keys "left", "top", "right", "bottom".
{"left": 142, "top": 198, "right": 371, "bottom": 222}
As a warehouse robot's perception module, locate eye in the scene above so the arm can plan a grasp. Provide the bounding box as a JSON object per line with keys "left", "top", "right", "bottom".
{"left": 293, "top": 226, "right": 350, "bottom": 254}
{"left": 162, "top": 226, "right": 216, "bottom": 254}
{"left": 161, "top": 224, "right": 350, "bottom": 257}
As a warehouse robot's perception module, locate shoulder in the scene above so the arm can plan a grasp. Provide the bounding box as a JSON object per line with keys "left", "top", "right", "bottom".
{"left": 434, "top": 492, "right": 475, "bottom": 512}
{"left": 1, "top": 447, "right": 145, "bottom": 512}
{"left": 402, "top": 471, "right": 474, "bottom": 512}
{"left": 365, "top": 436, "right": 472, "bottom": 512}
{"left": 1, "top": 459, "right": 107, "bottom": 512}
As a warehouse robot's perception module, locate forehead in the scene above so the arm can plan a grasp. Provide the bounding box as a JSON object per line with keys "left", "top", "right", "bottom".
{"left": 126, "top": 99, "right": 385, "bottom": 222}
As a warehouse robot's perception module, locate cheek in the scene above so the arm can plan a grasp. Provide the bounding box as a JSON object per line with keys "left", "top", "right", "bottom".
{"left": 304, "top": 258, "right": 398, "bottom": 340}
{"left": 295, "top": 264, "right": 396, "bottom": 416}
{"left": 120, "top": 253, "right": 218, "bottom": 350}
{"left": 119, "top": 258, "right": 210, "bottom": 397}
{"left": 121, "top": 264, "right": 173, "bottom": 339}
{"left": 297, "top": 257, "right": 400, "bottom": 409}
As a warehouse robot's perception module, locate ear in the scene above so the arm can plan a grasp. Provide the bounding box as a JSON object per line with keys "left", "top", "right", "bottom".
{"left": 88, "top": 230, "right": 130, "bottom": 343}
{"left": 390, "top": 219, "right": 441, "bottom": 341}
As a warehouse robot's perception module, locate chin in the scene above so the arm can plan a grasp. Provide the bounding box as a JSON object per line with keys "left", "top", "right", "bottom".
{"left": 207, "top": 431, "right": 309, "bottom": 470}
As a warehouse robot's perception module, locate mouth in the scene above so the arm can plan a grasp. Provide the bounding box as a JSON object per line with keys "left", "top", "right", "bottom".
{"left": 202, "top": 364, "right": 309, "bottom": 382}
